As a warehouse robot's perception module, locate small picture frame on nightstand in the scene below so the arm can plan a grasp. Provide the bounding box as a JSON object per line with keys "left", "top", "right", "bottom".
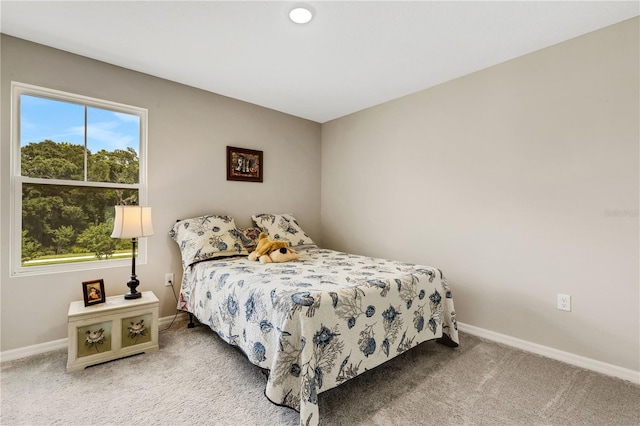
{"left": 82, "top": 279, "right": 106, "bottom": 307}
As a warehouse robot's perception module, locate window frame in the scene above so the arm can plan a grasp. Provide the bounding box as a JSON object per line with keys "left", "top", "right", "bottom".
{"left": 10, "top": 81, "right": 149, "bottom": 277}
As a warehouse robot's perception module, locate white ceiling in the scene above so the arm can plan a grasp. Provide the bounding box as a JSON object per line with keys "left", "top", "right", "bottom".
{"left": 1, "top": 1, "right": 638, "bottom": 123}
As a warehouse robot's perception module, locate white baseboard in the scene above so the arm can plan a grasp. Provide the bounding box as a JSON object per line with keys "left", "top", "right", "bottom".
{"left": 458, "top": 322, "right": 640, "bottom": 385}
{"left": 0, "top": 338, "right": 69, "bottom": 363}
{"left": 0, "top": 312, "right": 188, "bottom": 363}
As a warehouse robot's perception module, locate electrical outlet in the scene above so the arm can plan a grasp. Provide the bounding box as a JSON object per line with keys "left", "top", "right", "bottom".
{"left": 557, "top": 294, "right": 571, "bottom": 311}
{"left": 165, "top": 273, "right": 174, "bottom": 287}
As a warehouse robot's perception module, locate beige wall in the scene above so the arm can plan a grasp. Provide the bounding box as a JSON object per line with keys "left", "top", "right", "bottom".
{"left": 0, "top": 35, "right": 321, "bottom": 351}
{"left": 321, "top": 18, "right": 639, "bottom": 371}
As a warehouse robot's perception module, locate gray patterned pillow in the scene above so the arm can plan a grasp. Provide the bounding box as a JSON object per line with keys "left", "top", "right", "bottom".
{"left": 251, "top": 213, "right": 315, "bottom": 247}
{"left": 170, "top": 215, "right": 248, "bottom": 268}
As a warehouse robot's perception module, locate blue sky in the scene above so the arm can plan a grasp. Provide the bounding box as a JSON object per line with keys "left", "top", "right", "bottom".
{"left": 20, "top": 95, "right": 140, "bottom": 153}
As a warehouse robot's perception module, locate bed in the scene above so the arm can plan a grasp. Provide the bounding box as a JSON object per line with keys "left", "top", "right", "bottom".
{"left": 171, "top": 213, "right": 459, "bottom": 426}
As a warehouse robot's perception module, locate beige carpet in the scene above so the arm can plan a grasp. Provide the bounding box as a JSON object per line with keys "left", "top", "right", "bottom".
{"left": 1, "top": 319, "right": 639, "bottom": 426}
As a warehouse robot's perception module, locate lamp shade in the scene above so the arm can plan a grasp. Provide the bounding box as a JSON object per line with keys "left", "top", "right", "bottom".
{"left": 111, "top": 206, "right": 154, "bottom": 238}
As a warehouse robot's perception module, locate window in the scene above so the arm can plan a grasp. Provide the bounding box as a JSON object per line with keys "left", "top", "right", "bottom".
{"left": 11, "top": 82, "right": 148, "bottom": 276}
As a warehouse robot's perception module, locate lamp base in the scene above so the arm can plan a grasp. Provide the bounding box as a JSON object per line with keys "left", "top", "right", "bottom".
{"left": 124, "top": 291, "right": 142, "bottom": 300}
{"left": 124, "top": 276, "right": 141, "bottom": 299}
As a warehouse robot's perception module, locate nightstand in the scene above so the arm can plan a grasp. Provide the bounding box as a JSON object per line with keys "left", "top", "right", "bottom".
{"left": 67, "top": 290, "right": 159, "bottom": 372}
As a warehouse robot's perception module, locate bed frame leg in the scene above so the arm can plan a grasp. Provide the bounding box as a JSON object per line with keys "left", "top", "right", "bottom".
{"left": 436, "top": 333, "right": 459, "bottom": 348}
{"left": 187, "top": 313, "right": 196, "bottom": 328}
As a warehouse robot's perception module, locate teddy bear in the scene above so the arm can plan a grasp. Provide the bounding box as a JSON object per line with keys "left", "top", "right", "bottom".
{"left": 248, "top": 233, "right": 298, "bottom": 264}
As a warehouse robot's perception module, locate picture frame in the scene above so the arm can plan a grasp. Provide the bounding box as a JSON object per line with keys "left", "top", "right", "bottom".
{"left": 227, "top": 146, "right": 263, "bottom": 182}
{"left": 82, "top": 279, "right": 106, "bottom": 307}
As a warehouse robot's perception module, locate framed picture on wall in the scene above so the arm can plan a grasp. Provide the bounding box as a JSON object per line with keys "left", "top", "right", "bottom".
{"left": 82, "top": 279, "right": 106, "bottom": 307}
{"left": 227, "top": 146, "right": 263, "bottom": 182}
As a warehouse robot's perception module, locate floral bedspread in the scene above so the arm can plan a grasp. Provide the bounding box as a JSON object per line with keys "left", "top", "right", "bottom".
{"left": 178, "top": 247, "right": 459, "bottom": 426}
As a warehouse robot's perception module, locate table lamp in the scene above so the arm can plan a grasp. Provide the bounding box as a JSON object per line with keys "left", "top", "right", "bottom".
{"left": 111, "top": 205, "right": 154, "bottom": 299}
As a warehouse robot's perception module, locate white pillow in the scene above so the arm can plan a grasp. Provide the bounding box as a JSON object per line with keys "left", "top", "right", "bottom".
{"left": 251, "top": 213, "right": 315, "bottom": 247}
{"left": 170, "top": 215, "right": 248, "bottom": 268}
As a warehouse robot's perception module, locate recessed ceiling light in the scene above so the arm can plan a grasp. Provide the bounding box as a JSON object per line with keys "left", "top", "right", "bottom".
{"left": 289, "top": 6, "right": 313, "bottom": 24}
